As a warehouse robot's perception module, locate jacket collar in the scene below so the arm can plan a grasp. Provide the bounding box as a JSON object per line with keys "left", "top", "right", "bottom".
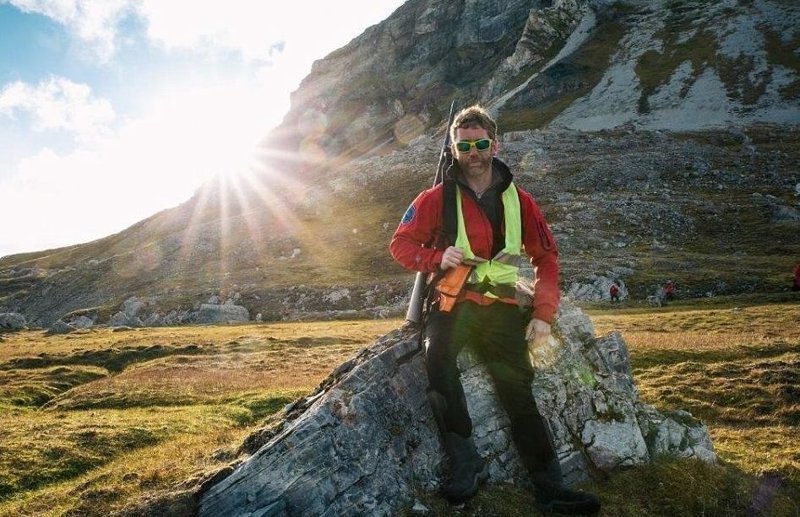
{"left": 445, "top": 157, "right": 514, "bottom": 197}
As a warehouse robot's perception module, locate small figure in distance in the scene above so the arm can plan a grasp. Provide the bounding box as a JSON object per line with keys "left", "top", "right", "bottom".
{"left": 646, "top": 287, "right": 666, "bottom": 307}
{"left": 663, "top": 280, "right": 675, "bottom": 301}
{"left": 793, "top": 264, "right": 800, "bottom": 291}
{"left": 609, "top": 281, "right": 620, "bottom": 303}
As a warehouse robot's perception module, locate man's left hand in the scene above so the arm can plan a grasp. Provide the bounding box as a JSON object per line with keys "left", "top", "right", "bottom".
{"left": 525, "top": 318, "right": 551, "bottom": 348}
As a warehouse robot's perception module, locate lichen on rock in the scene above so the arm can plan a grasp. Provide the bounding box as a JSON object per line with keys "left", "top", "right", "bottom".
{"left": 198, "top": 299, "right": 714, "bottom": 516}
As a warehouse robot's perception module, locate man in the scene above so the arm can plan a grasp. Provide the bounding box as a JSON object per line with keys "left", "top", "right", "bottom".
{"left": 390, "top": 105, "right": 600, "bottom": 514}
{"left": 610, "top": 282, "right": 620, "bottom": 302}
{"left": 792, "top": 264, "right": 799, "bottom": 291}
{"left": 663, "top": 280, "right": 675, "bottom": 301}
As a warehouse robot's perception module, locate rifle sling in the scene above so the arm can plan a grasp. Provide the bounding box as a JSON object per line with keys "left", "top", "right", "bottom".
{"left": 442, "top": 177, "right": 458, "bottom": 247}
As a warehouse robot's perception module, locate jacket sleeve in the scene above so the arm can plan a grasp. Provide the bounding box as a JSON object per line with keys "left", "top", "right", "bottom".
{"left": 519, "top": 189, "right": 560, "bottom": 324}
{"left": 389, "top": 187, "right": 445, "bottom": 273}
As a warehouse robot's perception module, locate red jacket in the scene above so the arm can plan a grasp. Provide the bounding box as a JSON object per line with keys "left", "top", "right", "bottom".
{"left": 390, "top": 160, "right": 560, "bottom": 323}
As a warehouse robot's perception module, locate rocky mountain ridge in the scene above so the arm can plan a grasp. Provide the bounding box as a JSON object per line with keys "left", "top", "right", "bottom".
{"left": 1, "top": 0, "right": 798, "bottom": 327}
{"left": 277, "top": 0, "right": 799, "bottom": 156}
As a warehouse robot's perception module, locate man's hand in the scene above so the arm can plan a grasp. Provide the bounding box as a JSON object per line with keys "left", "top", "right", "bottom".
{"left": 525, "top": 318, "right": 551, "bottom": 348}
{"left": 439, "top": 246, "right": 464, "bottom": 270}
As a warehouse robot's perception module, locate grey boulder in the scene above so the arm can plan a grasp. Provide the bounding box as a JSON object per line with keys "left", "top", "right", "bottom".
{"left": 198, "top": 299, "right": 714, "bottom": 516}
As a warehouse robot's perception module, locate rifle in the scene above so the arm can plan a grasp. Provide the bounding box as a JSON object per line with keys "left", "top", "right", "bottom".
{"left": 405, "top": 100, "right": 458, "bottom": 325}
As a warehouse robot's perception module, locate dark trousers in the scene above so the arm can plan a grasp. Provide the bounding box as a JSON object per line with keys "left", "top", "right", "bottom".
{"left": 425, "top": 301, "right": 556, "bottom": 472}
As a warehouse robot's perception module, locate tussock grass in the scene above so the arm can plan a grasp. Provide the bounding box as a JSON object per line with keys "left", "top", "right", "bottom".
{"left": 0, "top": 365, "right": 108, "bottom": 407}
{"left": 591, "top": 302, "right": 800, "bottom": 514}
{"left": 0, "top": 320, "right": 397, "bottom": 516}
{"left": 1, "top": 305, "right": 799, "bottom": 515}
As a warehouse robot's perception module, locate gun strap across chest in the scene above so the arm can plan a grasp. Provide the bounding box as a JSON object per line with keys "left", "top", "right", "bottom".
{"left": 442, "top": 178, "right": 458, "bottom": 247}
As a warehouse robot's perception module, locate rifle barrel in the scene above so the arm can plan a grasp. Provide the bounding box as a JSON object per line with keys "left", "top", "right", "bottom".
{"left": 405, "top": 100, "right": 458, "bottom": 325}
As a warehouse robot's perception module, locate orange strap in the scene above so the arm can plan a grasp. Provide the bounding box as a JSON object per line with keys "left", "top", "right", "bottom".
{"left": 436, "top": 264, "right": 473, "bottom": 312}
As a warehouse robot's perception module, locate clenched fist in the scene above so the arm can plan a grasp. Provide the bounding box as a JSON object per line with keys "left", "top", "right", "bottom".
{"left": 439, "top": 246, "right": 464, "bottom": 270}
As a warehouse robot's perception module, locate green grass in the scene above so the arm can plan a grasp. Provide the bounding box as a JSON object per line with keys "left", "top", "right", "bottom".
{"left": 1, "top": 302, "right": 798, "bottom": 515}
{"left": 635, "top": 23, "right": 718, "bottom": 113}
{"left": 632, "top": 0, "right": 800, "bottom": 110}
{"left": 0, "top": 320, "right": 398, "bottom": 516}
{"left": 0, "top": 365, "right": 108, "bottom": 407}
{"left": 591, "top": 302, "right": 800, "bottom": 509}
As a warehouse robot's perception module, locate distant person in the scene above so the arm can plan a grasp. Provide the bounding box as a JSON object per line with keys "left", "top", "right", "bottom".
{"left": 647, "top": 287, "right": 666, "bottom": 307}
{"left": 793, "top": 264, "right": 800, "bottom": 291}
{"left": 390, "top": 105, "right": 600, "bottom": 514}
{"left": 609, "top": 282, "right": 620, "bottom": 303}
{"left": 663, "top": 280, "right": 675, "bottom": 301}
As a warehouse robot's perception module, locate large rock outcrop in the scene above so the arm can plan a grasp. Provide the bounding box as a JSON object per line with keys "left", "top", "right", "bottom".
{"left": 0, "top": 312, "right": 27, "bottom": 330}
{"left": 194, "top": 301, "right": 250, "bottom": 324}
{"left": 198, "top": 299, "right": 715, "bottom": 516}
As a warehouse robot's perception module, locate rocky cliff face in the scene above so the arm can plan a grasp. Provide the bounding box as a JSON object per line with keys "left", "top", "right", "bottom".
{"left": 277, "top": 0, "right": 799, "bottom": 157}
{"left": 273, "top": 0, "right": 598, "bottom": 159}
{"left": 549, "top": 0, "right": 800, "bottom": 130}
{"left": 274, "top": 0, "right": 549, "bottom": 159}
{"left": 0, "top": 0, "right": 797, "bottom": 326}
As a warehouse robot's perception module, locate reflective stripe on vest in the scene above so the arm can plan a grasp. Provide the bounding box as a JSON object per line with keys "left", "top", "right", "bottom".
{"left": 454, "top": 182, "right": 522, "bottom": 298}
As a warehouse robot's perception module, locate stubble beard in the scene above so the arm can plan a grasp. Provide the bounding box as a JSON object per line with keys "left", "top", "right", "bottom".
{"left": 459, "top": 153, "right": 492, "bottom": 181}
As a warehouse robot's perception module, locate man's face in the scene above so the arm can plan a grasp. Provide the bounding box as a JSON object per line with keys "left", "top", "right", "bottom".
{"left": 453, "top": 126, "right": 498, "bottom": 179}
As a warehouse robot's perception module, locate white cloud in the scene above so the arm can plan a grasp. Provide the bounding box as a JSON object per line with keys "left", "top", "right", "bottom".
{"left": 0, "top": 1, "right": 407, "bottom": 256}
{"left": 138, "top": 0, "right": 282, "bottom": 61}
{"left": 0, "top": 77, "right": 116, "bottom": 143}
{"left": 0, "top": 79, "right": 275, "bottom": 256}
{"left": 3, "top": 0, "right": 134, "bottom": 62}
{"left": 138, "top": 2, "right": 402, "bottom": 64}
{"left": 5, "top": 1, "right": 403, "bottom": 72}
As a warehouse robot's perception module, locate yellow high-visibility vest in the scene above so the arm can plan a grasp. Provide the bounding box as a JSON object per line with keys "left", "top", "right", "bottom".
{"left": 454, "top": 183, "right": 522, "bottom": 297}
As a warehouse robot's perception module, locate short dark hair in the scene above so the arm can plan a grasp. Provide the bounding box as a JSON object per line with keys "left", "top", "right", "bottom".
{"left": 450, "top": 104, "right": 497, "bottom": 142}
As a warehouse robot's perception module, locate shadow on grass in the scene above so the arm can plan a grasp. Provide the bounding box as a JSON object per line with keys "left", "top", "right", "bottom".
{"left": 0, "top": 365, "right": 108, "bottom": 407}
{"left": 0, "top": 343, "right": 207, "bottom": 373}
{"left": 636, "top": 347, "right": 800, "bottom": 426}
{"left": 0, "top": 392, "right": 296, "bottom": 505}
{"left": 402, "top": 457, "right": 798, "bottom": 516}
{"left": 598, "top": 457, "right": 799, "bottom": 517}
{"left": 0, "top": 425, "right": 161, "bottom": 502}
{"left": 631, "top": 340, "right": 798, "bottom": 370}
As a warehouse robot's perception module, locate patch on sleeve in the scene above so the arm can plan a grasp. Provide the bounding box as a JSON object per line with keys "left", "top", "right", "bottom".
{"left": 400, "top": 204, "right": 416, "bottom": 225}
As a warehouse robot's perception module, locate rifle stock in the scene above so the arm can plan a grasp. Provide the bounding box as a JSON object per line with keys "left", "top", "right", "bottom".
{"left": 405, "top": 100, "right": 457, "bottom": 325}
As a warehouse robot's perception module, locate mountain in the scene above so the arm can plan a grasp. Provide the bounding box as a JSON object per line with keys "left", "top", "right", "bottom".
{"left": 1, "top": 0, "right": 798, "bottom": 327}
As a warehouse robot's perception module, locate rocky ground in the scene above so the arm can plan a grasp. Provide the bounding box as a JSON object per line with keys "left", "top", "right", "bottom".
{"left": 1, "top": 126, "right": 797, "bottom": 328}
{"left": 197, "top": 299, "right": 715, "bottom": 515}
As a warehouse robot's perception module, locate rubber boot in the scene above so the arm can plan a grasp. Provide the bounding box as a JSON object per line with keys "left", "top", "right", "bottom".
{"left": 441, "top": 431, "right": 489, "bottom": 504}
{"left": 427, "top": 390, "right": 488, "bottom": 503}
{"left": 531, "top": 458, "right": 600, "bottom": 515}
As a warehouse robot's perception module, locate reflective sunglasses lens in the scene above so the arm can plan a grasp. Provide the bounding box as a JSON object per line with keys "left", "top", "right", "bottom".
{"left": 455, "top": 139, "right": 492, "bottom": 152}
{"left": 475, "top": 139, "right": 491, "bottom": 150}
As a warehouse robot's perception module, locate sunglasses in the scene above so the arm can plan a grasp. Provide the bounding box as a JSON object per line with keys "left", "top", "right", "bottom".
{"left": 454, "top": 138, "right": 492, "bottom": 152}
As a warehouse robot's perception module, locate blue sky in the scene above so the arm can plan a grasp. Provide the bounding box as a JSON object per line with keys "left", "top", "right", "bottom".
{"left": 0, "top": 0, "right": 405, "bottom": 258}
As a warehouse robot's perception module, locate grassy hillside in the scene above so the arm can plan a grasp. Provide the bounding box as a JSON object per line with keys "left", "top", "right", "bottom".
{"left": 0, "top": 298, "right": 798, "bottom": 515}
{"left": 0, "top": 320, "right": 398, "bottom": 516}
